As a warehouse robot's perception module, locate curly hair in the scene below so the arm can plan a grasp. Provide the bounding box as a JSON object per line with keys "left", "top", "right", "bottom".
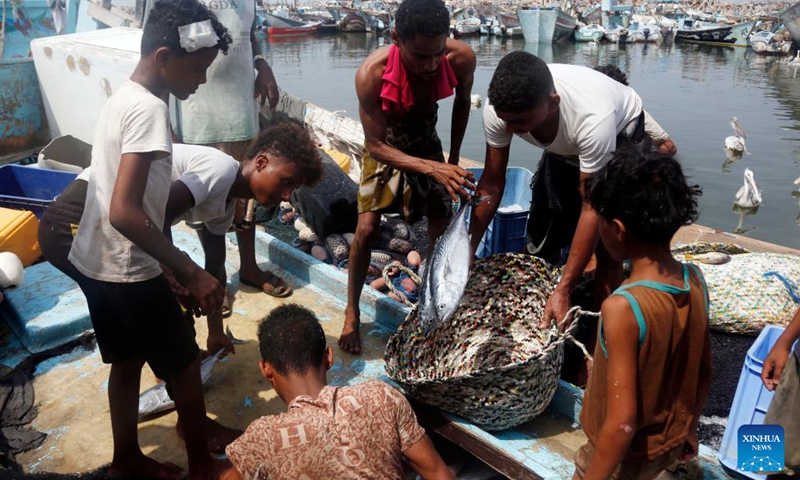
{"left": 142, "top": 0, "right": 232, "bottom": 56}
{"left": 488, "top": 51, "right": 554, "bottom": 113}
{"left": 245, "top": 122, "right": 323, "bottom": 186}
{"left": 257, "top": 304, "right": 326, "bottom": 375}
{"left": 585, "top": 144, "right": 702, "bottom": 244}
{"left": 395, "top": 0, "right": 450, "bottom": 40}
{"left": 593, "top": 64, "right": 629, "bottom": 86}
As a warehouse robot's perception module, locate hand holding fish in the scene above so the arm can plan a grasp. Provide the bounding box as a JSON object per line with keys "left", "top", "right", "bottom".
{"left": 207, "top": 329, "right": 235, "bottom": 357}
{"left": 427, "top": 162, "right": 476, "bottom": 202}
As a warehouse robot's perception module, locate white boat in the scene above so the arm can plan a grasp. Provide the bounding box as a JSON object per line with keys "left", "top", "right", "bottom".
{"left": 574, "top": 23, "right": 605, "bottom": 42}
{"left": 519, "top": 8, "right": 577, "bottom": 43}
{"left": 676, "top": 19, "right": 757, "bottom": 47}
{"left": 750, "top": 30, "right": 793, "bottom": 54}
{"left": 627, "top": 21, "right": 662, "bottom": 43}
{"left": 604, "top": 24, "right": 630, "bottom": 43}
{"left": 455, "top": 17, "right": 482, "bottom": 36}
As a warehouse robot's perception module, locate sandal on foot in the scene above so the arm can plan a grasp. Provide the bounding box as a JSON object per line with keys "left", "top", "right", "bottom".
{"left": 240, "top": 271, "right": 293, "bottom": 298}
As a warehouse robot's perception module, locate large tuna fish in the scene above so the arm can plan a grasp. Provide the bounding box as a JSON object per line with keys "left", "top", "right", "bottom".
{"left": 417, "top": 195, "right": 490, "bottom": 333}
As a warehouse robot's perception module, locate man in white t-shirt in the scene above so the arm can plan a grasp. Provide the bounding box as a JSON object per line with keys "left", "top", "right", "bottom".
{"left": 469, "top": 52, "right": 677, "bottom": 359}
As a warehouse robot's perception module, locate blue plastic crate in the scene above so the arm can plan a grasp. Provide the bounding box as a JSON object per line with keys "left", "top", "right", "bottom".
{"left": 467, "top": 167, "right": 533, "bottom": 258}
{"left": 719, "top": 325, "right": 798, "bottom": 479}
{"left": 0, "top": 165, "right": 78, "bottom": 218}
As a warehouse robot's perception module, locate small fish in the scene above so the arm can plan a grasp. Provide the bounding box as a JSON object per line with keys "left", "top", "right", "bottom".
{"left": 684, "top": 252, "right": 732, "bottom": 265}
{"left": 418, "top": 195, "right": 491, "bottom": 333}
{"left": 226, "top": 325, "right": 247, "bottom": 345}
{"left": 138, "top": 328, "right": 242, "bottom": 419}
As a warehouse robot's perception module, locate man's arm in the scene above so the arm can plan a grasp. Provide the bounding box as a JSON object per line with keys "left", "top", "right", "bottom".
{"left": 446, "top": 39, "right": 476, "bottom": 166}
{"left": 251, "top": 22, "right": 279, "bottom": 110}
{"left": 762, "top": 306, "right": 800, "bottom": 391}
{"left": 576, "top": 296, "right": 639, "bottom": 480}
{"left": 403, "top": 434, "right": 456, "bottom": 480}
{"left": 355, "top": 53, "right": 474, "bottom": 202}
{"left": 468, "top": 143, "right": 510, "bottom": 256}
{"left": 643, "top": 110, "right": 677, "bottom": 156}
{"left": 110, "top": 153, "right": 223, "bottom": 315}
{"left": 541, "top": 172, "right": 600, "bottom": 327}
{"left": 163, "top": 180, "right": 234, "bottom": 354}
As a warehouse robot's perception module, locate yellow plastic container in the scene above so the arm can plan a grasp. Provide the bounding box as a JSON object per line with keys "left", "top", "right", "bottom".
{"left": 0, "top": 207, "right": 41, "bottom": 267}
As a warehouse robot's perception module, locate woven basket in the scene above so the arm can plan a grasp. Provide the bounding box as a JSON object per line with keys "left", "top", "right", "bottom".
{"left": 385, "top": 253, "right": 594, "bottom": 431}
{"left": 673, "top": 242, "right": 800, "bottom": 335}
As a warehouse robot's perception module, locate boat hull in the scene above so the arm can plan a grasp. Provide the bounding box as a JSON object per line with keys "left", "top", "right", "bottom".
{"left": 574, "top": 28, "right": 604, "bottom": 42}
{"left": 782, "top": 1, "right": 800, "bottom": 46}
{"left": 520, "top": 8, "right": 576, "bottom": 43}
{"left": 676, "top": 21, "right": 755, "bottom": 47}
{"left": 267, "top": 24, "right": 320, "bottom": 36}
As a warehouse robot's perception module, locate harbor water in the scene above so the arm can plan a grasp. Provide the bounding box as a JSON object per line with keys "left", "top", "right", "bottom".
{"left": 261, "top": 33, "right": 800, "bottom": 250}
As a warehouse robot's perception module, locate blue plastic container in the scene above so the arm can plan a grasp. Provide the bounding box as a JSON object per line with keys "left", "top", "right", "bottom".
{"left": 0, "top": 165, "right": 78, "bottom": 218}
{"left": 718, "top": 325, "right": 797, "bottom": 479}
{"left": 467, "top": 167, "right": 533, "bottom": 259}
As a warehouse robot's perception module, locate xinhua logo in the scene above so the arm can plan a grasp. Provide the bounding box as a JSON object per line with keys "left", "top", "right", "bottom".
{"left": 738, "top": 424, "right": 785, "bottom": 474}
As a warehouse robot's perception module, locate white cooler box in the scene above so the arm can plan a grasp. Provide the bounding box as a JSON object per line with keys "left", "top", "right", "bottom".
{"left": 30, "top": 28, "right": 142, "bottom": 145}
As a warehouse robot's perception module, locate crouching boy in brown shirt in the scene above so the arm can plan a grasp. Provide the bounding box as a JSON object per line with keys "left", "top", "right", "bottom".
{"left": 225, "top": 304, "right": 455, "bottom": 480}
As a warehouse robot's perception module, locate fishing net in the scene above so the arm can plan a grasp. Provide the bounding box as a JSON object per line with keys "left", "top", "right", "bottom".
{"left": 385, "top": 253, "right": 595, "bottom": 431}
{"left": 672, "top": 242, "right": 800, "bottom": 335}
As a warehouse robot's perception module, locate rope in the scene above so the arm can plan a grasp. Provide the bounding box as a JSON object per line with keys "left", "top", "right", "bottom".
{"left": 383, "top": 263, "right": 421, "bottom": 307}
{"left": 557, "top": 306, "right": 597, "bottom": 362}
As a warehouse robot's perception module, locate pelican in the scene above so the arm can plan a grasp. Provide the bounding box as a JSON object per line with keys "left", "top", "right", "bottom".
{"left": 734, "top": 168, "right": 762, "bottom": 210}
{"left": 470, "top": 94, "right": 482, "bottom": 109}
{"left": 725, "top": 116, "right": 748, "bottom": 154}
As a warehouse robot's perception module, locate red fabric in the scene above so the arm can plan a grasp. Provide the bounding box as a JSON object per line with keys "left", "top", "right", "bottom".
{"left": 380, "top": 44, "right": 458, "bottom": 113}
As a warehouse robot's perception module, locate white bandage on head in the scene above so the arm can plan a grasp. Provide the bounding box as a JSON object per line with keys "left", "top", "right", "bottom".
{"left": 178, "top": 19, "right": 219, "bottom": 53}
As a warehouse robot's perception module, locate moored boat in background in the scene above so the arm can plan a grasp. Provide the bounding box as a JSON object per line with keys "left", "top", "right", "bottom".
{"left": 676, "top": 19, "right": 756, "bottom": 47}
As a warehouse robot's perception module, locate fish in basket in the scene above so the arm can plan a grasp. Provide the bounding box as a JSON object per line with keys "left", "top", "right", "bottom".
{"left": 386, "top": 253, "right": 596, "bottom": 431}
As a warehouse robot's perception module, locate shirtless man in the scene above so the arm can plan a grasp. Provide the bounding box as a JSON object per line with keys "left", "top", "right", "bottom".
{"left": 339, "top": 0, "right": 477, "bottom": 354}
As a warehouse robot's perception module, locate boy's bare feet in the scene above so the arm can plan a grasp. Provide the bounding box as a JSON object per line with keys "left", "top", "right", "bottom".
{"left": 338, "top": 307, "right": 361, "bottom": 354}
{"left": 109, "top": 453, "right": 185, "bottom": 480}
{"left": 177, "top": 417, "right": 243, "bottom": 455}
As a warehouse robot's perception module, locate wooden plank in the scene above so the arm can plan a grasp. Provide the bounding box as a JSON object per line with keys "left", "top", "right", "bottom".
{"left": 410, "top": 399, "right": 542, "bottom": 480}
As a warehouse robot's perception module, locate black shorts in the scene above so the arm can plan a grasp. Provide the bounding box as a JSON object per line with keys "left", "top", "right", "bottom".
{"left": 39, "top": 179, "right": 199, "bottom": 378}
{"left": 76, "top": 274, "right": 199, "bottom": 379}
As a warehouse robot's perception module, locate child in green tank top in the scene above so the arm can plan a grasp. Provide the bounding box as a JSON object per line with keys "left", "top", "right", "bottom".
{"left": 573, "top": 145, "right": 711, "bottom": 480}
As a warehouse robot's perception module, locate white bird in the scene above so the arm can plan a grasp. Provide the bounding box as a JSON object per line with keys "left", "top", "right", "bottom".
{"left": 794, "top": 176, "right": 800, "bottom": 185}
{"left": 734, "top": 168, "right": 762, "bottom": 209}
{"left": 470, "top": 94, "right": 482, "bottom": 109}
{"left": 725, "top": 116, "right": 748, "bottom": 154}
{"left": 789, "top": 51, "right": 800, "bottom": 65}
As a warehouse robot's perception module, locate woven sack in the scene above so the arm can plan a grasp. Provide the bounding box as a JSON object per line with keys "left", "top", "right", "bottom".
{"left": 385, "top": 253, "right": 593, "bottom": 431}
{"left": 673, "top": 242, "right": 800, "bottom": 334}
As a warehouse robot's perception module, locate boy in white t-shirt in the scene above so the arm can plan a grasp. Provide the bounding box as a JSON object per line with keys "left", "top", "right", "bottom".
{"left": 43, "top": 122, "right": 322, "bottom": 355}
{"left": 59, "top": 0, "right": 234, "bottom": 478}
